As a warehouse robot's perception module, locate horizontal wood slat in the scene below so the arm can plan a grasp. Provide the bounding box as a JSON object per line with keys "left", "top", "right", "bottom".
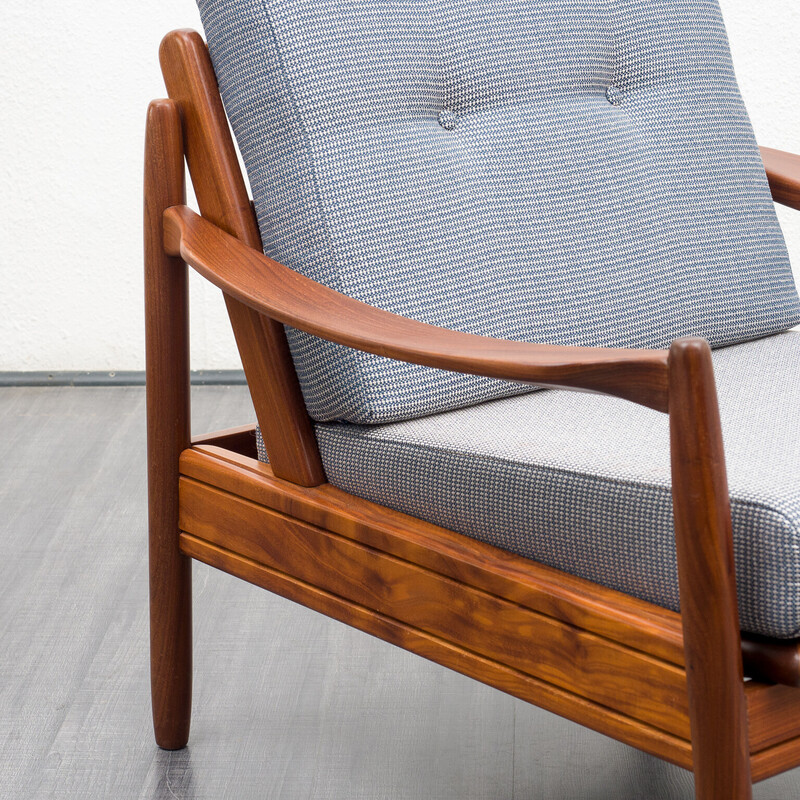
{"left": 178, "top": 444, "right": 800, "bottom": 781}
{"left": 179, "top": 477, "right": 691, "bottom": 740}
{"left": 750, "top": 734, "right": 800, "bottom": 783}
{"left": 180, "top": 445, "right": 687, "bottom": 666}
{"left": 191, "top": 425, "right": 258, "bottom": 458}
{"left": 746, "top": 683, "right": 800, "bottom": 755}
{"left": 179, "top": 531, "right": 694, "bottom": 772}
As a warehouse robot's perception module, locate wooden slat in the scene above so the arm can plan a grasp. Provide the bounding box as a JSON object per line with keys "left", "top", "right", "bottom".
{"left": 180, "top": 444, "right": 687, "bottom": 666}
{"left": 179, "top": 478, "right": 692, "bottom": 740}
{"left": 179, "top": 531, "right": 694, "bottom": 772}
{"left": 746, "top": 683, "right": 800, "bottom": 755}
{"left": 751, "top": 735, "right": 800, "bottom": 783}
{"left": 158, "top": 29, "right": 325, "bottom": 486}
{"left": 191, "top": 424, "right": 257, "bottom": 457}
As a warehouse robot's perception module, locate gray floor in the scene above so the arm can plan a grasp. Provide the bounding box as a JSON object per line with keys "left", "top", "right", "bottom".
{"left": 1, "top": 386, "right": 799, "bottom": 799}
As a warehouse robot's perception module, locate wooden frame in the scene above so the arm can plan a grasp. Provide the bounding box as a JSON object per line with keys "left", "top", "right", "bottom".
{"left": 146, "top": 30, "right": 800, "bottom": 799}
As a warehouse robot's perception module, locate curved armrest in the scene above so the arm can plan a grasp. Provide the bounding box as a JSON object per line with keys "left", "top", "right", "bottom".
{"left": 163, "top": 205, "right": 669, "bottom": 412}
{"left": 761, "top": 146, "right": 800, "bottom": 210}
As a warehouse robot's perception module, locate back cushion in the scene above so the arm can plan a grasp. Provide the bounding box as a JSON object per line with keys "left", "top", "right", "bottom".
{"left": 197, "top": 0, "right": 800, "bottom": 424}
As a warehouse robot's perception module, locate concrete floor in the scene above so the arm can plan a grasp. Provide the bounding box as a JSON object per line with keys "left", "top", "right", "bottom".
{"left": 1, "top": 385, "right": 799, "bottom": 799}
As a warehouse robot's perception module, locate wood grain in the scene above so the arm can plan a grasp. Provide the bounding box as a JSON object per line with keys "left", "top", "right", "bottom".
{"left": 669, "top": 338, "right": 752, "bottom": 799}
{"left": 181, "top": 445, "right": 687, "bottom": 667}
{"left": 191, "top": 424, "right": 258, "bottom": 458}
{"left": 761, "top": 146, "right": 800, "bottom": 210}
{"left": 158, "top": 29, "right": 325, "bottom": 486}
{"left": 751, "top": 736, "right": 800, "bottom": 784}
{"left": 184, "top": 443, "right": 800, "bottom": 694}
{"left": 144, "top": 98, "right": 192, "bottom": 750}
{"left": 179, "top": 477, "right": 692, "bottom": 740}
{"left": 163, "top": 205, "right": 670, "bottom": 412}
{"left": 179, "top": 531, "right": 696, "bottom": 772}
{"left": 747, "top": 683, "right": 800, "bottom": 756}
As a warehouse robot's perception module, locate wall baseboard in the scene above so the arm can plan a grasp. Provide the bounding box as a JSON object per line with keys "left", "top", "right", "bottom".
{"left": 0, "top": 370, "right": 247, "bottom": 387}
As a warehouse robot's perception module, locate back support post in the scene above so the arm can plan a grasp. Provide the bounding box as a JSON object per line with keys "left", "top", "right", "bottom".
{"left": 159, "top": 29, "right": 326, "bottom": 487}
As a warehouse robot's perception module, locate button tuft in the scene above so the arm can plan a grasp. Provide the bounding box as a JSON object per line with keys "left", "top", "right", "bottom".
{"left": 438, "top": 109, "right": 458, "bottom": 130}
{"left": 606, "top": 85, "right": 623, "bottom": 106}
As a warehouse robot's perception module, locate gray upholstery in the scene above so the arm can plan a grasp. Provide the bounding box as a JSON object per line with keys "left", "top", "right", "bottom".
{"left": 199, "top": 0, "right": 799, "bottom": 424}
{"left": 302, "top": 333, "right": 800, "bottom": 639}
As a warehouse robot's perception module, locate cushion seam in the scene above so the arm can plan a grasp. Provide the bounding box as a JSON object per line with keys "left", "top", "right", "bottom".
{"left": 255, "top": 0, "right": 372, "bottom": 415}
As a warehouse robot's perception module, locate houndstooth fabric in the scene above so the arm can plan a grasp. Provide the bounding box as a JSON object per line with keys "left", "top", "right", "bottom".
{"left": 199, "top": 0, "right": 799, "bottom": 424}
{"left": 308, "top": 333, "right": 800, "bottom": 639}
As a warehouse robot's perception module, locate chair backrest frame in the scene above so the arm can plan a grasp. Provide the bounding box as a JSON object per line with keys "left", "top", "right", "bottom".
{"left": 159, "top": 29, "right": 325, "bottom": 487}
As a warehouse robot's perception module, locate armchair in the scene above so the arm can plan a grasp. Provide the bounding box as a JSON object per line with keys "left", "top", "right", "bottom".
{"left": 145, "top": 5, "right": 800, "bottom": 798}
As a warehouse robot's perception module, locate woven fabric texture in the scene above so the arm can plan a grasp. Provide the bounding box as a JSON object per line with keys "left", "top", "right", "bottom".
{"left": 303, "top": 333, "right": 800, "bottom": 639}
{"left": 198, "top": 0, "right": 799, "bottom": 424}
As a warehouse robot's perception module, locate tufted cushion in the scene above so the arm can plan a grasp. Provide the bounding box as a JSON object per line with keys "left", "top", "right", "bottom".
{"left": 298, "top": 333, "right": 800, "bottom": 639}
{"left": 198, "top": 0, "right": 800, "bottom": 423}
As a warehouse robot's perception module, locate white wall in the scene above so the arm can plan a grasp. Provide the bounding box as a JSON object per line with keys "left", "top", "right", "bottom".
{"left": 1, "top": 1, "right": 798, "bottom": 372}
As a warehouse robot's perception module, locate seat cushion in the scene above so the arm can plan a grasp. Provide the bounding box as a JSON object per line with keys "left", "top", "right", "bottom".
{"left": 305, "top": 333, "right": 800, "bottom": 638}
{"left": 199, "top": 0, "right": 799, "bottom": 424}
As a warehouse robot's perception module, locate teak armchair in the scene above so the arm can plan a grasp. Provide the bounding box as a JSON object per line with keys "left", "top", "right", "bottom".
{"left": 146, "top": 14, "right": 800, "bottom": 800}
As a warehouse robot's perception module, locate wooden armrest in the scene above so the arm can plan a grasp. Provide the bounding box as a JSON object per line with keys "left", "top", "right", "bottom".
{"left": 760, "top": 146, "right": 800, "bottom": 210}
{"left": 163, "top": 205, "right": 669, "bottom": 412}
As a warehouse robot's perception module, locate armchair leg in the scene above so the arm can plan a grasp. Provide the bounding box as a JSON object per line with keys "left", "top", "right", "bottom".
{"left": 669, "top": 339, "right": 752, "bottom": 799}
{"left": 145, "top": 98, "right": 192, "bottom": 750}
